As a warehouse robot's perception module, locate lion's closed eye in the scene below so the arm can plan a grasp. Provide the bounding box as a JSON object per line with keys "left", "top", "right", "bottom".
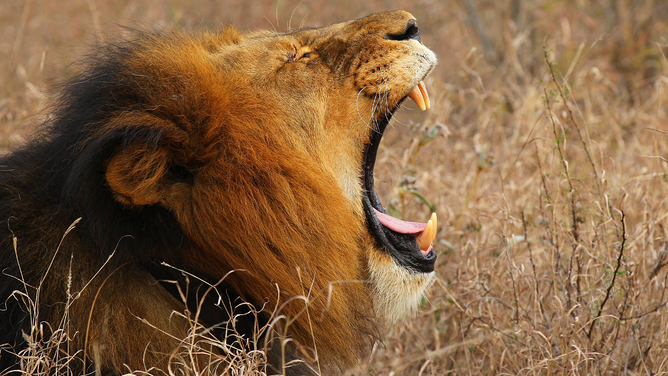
{"left": 288, "top": 45, "right": 314, "bottom": 62}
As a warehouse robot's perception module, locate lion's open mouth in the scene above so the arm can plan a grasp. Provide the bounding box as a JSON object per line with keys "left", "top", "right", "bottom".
{"left": 362, "top": 81, "right": 437, "bottom": 274}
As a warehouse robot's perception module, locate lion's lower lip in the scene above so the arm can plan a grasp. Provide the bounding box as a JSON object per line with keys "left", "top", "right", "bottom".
{"left": 363, "top": 196, "right": 437, "bottom": 273}
{"left": 421, "top": 244, "right": 433, "bottom": 257}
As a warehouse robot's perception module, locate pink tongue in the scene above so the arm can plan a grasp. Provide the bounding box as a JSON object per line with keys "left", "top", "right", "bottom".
{"left": 372, "top": 208, "right": 427, "bottom": 235}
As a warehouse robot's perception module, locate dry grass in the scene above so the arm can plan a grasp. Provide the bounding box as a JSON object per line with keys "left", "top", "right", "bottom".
{"left": 2, "top": 0, "right": 668, "bottom": 375}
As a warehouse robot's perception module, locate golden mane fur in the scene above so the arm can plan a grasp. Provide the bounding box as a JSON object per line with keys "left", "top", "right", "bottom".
{"left": 0, "top": 11, "right": 436, "bottom": 375}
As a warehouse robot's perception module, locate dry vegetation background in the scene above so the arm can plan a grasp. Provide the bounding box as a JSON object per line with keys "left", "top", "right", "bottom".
{"left": 2, "top": 0, "right": 668, "bottom": 374}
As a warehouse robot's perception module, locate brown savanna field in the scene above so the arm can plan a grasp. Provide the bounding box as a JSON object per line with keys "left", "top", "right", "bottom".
{"left": 2, "top": 0, "right": 668, "bottom": 374}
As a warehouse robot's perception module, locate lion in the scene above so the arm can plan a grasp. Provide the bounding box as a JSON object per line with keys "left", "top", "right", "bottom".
{"left": 0, "top": 10, "right": 437, "bottom": 375}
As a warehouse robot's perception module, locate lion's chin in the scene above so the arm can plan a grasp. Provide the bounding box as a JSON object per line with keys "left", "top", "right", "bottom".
{"left": 367, "top": 244, "right": 435, "bottom": 323}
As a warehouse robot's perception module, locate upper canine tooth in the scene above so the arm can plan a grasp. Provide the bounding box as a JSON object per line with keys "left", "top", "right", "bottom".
{"left": 407, "top": 85, "right": 427, "bottom": 111}
{"left": 418, "top": 81, "right": 431, "bottom": 110}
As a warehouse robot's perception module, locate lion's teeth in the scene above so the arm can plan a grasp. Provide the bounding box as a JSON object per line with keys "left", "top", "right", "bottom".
{"left": 429, "top": 212, "right": 437, "bottom": 235}
{"left": 407, "top": 84, "right": 427, "bottom": 111}
{"left": 416, "top": 212, "right": 437, "bottom": 251}
{"left": 416, "top": 220, "right": 433, "bottom": 250}
{"left": 418, "top": 81, "right": 430, "bottom": 110}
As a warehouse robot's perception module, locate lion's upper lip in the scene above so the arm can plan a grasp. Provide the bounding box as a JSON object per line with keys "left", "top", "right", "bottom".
{"left": 361, "top": 81, "right": 437, "bottom": 273}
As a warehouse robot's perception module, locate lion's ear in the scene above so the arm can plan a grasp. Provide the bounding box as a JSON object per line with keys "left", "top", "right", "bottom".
{"left": 102, "top": 125, "right": 193, "bottom": 208}
{"left": 105, "top": 144, "right": 173, "bottom": 206}
{"left": 62, "top": 125, "right": 190, "bottom": 254}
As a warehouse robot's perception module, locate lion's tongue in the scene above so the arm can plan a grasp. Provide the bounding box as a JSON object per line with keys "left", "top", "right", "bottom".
{"left": 372, "top": 208, "right": 437, "bottom": 256}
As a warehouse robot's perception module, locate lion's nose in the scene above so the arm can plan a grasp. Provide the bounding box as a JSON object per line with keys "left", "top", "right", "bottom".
{"left": 386, "top": 19, "right": 421, "bottom": 42}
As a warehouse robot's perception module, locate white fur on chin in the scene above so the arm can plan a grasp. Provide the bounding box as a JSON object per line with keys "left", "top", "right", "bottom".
{"left": 367, "top": 245, "right": 435, "bottom": 323}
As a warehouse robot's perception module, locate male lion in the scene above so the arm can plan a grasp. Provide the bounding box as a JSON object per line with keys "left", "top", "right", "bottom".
{"left": 0, "top": 10, "right": 437, "bottom": 375}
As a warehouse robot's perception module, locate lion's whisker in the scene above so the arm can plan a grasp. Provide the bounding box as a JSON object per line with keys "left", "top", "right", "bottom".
{"left": 356, "top": 86, "right": 373, "bottom": 130}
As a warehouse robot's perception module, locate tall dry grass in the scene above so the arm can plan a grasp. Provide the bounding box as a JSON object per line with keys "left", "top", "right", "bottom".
{"left": 2, "top": 0, "right": 668, "bottom": 375}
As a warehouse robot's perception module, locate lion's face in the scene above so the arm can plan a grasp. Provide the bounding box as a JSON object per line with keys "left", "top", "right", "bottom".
{"left": 218, "top": 12, "right": 435, "bottom": 207}
{"left": 103, "top": 11, "right": 437, "bottom": 361}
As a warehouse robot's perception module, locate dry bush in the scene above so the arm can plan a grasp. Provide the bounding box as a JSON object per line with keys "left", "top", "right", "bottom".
{"left": 3, "top": 236, "right": 299, "bottom": 376}
{"left": 3, "top": 0, "right": 668, "bottom": 375}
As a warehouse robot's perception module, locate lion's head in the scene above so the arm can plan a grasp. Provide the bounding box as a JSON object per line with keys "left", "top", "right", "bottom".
{"left": 0, "top": 10, "right": 437, "bottom": 375}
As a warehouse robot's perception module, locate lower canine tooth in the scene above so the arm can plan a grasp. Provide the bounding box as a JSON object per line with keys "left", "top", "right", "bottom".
{"left": 416, "top": 219, "right": 434, "bottom": 251}
{"left": 429, "top": 212, "right": 437, "bottom": 242}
